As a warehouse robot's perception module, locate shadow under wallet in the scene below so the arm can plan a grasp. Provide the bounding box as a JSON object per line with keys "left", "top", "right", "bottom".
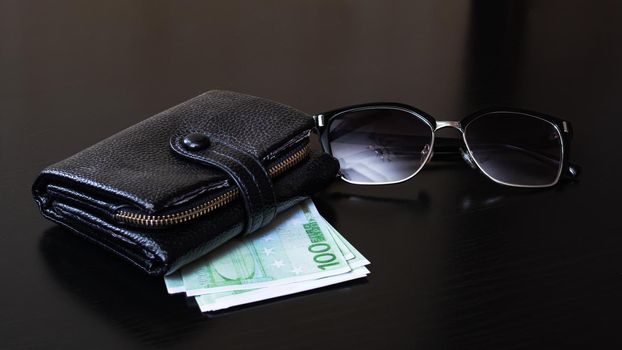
{"left": 39, "top": 226, "right": 208, "bottom": 346}
{"left": 40, "top": 224, "right": 370, "bottom": 321}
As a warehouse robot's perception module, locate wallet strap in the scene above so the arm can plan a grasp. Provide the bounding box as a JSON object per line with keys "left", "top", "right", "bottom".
{"left": 170, "top": 133, "right": 276, "bottom": 235}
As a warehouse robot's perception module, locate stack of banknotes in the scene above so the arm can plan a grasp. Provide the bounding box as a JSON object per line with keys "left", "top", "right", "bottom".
{"left": 164, "top": 200, "right": 370, "bottom": 312}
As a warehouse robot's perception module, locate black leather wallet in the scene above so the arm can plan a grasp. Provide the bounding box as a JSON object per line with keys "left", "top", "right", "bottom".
{"left": 32, "top": 90, "right": 339, "bottom": 276}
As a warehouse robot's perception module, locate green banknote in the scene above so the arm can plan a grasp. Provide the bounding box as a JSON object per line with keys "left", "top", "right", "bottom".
{"left": 164, "top": 225, "right": 356, "bottom": 295}
{"left": 163, "top": 210, "right": 365, "bottom": 295}
{"left": 163, "top": 273, "right": 184, "bottom": 294}
{"left": 193, "top": 209, "right": 371, "bottom": 311}
{"left": 180, "top": 200, "right": 351, "bottom": 296}
{"left": 195, "top": 266, "right": 370, "bottom": 312}
{"left": 163, "top": 200, "right": 371, "bottom": 312}
{"left": 323, "top": 221, "right": 369, "bottom": 269}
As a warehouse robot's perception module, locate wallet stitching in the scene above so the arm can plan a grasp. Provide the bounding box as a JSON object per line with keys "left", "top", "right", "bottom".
{"left": 211, "top": 140, "right": 277, "bottom": 227}
{"left": 210, "top": 148, "right": 266, "bottom": 231}
{"left": 41, "top": 168, "right": 155, "bottom": 210}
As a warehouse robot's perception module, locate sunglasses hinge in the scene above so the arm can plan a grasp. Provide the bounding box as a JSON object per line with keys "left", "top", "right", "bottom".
{"left": 313, "top": 114, "right": 325, "bottom": 127}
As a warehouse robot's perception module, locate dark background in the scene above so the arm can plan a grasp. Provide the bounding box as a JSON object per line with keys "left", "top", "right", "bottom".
{"left": 1, "top": 1, "right": 621, "bottom": 349}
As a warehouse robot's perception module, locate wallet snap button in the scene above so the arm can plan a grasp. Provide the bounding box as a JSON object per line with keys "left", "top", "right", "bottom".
{"left": 182, "top": 133, "right": 210, "bottom": 151}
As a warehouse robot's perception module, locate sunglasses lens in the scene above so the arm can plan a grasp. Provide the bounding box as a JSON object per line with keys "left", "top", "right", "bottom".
{"left": 463, "top": 112, "right": 563, "bottom": 187}
{"left": 327, "top": 107, "right": 433, "bottom": 184}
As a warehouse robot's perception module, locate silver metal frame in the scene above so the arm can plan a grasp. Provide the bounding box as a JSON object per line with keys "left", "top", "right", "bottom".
{"left": 330, "top": 108, "right": 565, "bottom": 188}
{"left": 461, "top": 111, "right": 565, "bottom": 188}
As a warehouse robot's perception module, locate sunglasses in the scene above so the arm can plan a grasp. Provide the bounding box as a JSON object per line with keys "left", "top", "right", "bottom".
{"left": 314, "top": 104, "right": 580, "bottom": 188}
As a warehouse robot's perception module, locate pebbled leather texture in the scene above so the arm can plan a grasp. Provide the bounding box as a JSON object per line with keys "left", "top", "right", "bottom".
{"left": 32, "top": 91, "right": 340, "bottom": 276}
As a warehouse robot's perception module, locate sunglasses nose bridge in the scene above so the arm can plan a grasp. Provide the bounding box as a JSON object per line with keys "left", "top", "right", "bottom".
{"left": 434, "top": 121, "right": 462, "bottom": 132}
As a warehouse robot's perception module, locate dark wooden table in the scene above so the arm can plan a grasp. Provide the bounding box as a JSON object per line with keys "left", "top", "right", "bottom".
{"left": 2, "top": 1, "right": 621, "bottom": 349}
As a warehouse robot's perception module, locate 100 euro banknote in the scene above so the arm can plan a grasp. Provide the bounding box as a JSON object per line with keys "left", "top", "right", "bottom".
{"left": 193, "top": 221, "right": 369, "bottom": 311}
{"left": 179, "top": 200, "right": 352, "bottom": 296}
{"left": 164, "top": 200, "right": 370, "bottom": 311}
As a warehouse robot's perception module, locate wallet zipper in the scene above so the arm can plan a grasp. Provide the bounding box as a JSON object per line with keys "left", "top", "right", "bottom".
{"left": 114, "top": 143, "right": 311, "bottom": 228}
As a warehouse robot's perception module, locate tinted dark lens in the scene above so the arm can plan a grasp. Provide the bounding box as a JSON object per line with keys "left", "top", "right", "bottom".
{"left": 327, "top": 108, "right": 433, "bottom": 184}
{"left": 464, "top": 112, "right": 563, "bottom": 187}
